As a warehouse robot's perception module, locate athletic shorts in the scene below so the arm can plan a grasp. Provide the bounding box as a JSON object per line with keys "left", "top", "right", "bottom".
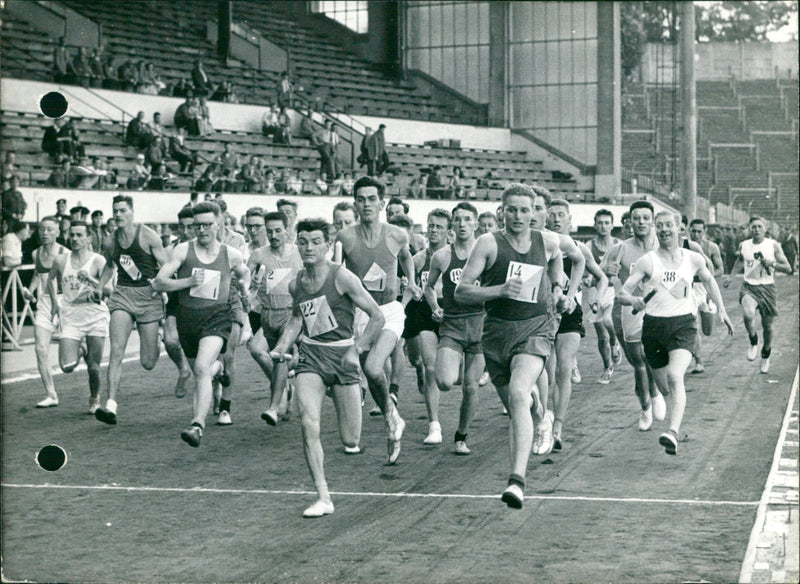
{"left": 296, "top": 340, "right": 362, "bottom": 387}
{"left": 692, "top": 283, "right": 717, "bottom": 314}
{"left": 740, "top": 282, "right": 778, "bottom": 318}
{"left": 585, "top": 287, "right": 615, "bottom": 324}
{"left": 33, "top": 294, "right": 60, "bottom": 333}
{"left": 621, "top": 304, "right": 644, "bottom": 343}
{"left": 557, "top": 304, "right": 585, "bottom": 337}
{"left": 165, "top": 291, "right": 180, "bottom": 318}
{"left": 641, "top": 313, "right": 697, "bottom": 369}
{"left": 402, "top": 299, "right": 439, "bottom": 339}
{"left": 60, "top": 302, "right": 110, "bottom": 340}
{"left": 107, "top": 285, "right": 164, "bottom": 324}
{"left": 176, "top": 305, "right": 231, "bottom": 359}
{"left": 482, "top": 313, "right": 555, "bottom": 387}
{"left": 439, "top": 313, "right": 484, "bottom": 355}
{"left": 354, "top": 300, "right": 406, "bottom": 341}
{"left": 261, "top": 307, "right": 292, "bottom": 347}
{"left": 229, "top": 292, "right": 246, "bottom": 327}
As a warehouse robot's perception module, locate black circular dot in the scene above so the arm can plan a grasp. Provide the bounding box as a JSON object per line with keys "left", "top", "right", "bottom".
{"left": 36, "top": 444, "right": 67, "bottom": 471}
{"left": 39, "top": 92, "right": 69, "bottom": 119}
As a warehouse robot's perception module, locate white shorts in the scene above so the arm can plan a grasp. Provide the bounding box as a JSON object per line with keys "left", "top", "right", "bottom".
{"left": 585, "top": 287, "right": 615, "bottom": 324}
{"left": 692, "top": 283, "right": 717, "bottom": 314}
{"left": 34, "top": 294, "right": 60, "bottom": 333}
{"left": 60, "top": 302, "right": 110, "bottom": 341}
{"left": 354, "top": 300, "right": 405, "bottom": 342}
{"left": 621, "top": 305, "right": 644, "bottom": 343}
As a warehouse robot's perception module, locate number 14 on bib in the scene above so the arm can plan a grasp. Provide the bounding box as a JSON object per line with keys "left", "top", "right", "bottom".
{"left": 506, "top": 261, "right": 544, "bottom": 303}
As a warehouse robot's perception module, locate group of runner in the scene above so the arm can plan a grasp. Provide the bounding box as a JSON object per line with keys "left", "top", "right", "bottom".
{"left": 25, "top": 180, "right": 792, "bottom": 515}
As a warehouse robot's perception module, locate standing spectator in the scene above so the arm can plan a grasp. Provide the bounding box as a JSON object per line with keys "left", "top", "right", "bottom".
{"left": 277, "top": 106, "right": 292, "bottom": 145}
{"left": 262, "top": 105, "right": 279, "bottom": 139}
{"left": 174, "top": 96, "right": 193, "bottom": 133}
{"left": 315, "top": 120, "right": 335, "bottom": 178}
{"left": 90, "top": 48, "right": 104, "bottom": 88}
{"left": 299, "top": 108, "right": 317, "bottom": 141}
{"left": 53, "top": 37, "right": 70, "bottom": 83}
{"left": 56, "top": 216, "right": 71, "bottom": 248}
{"left": 89, "top": 210, "right": 106, "bottom": 252}
{"left": 125, "top": 111, "right": 152, "bottom": 149}
{"left": 55, "top": 198, "right": 68, "bottom": 217}
{"left": 450, "top": 166, "right": 465, "bottom": 199}
{"left": 198, "top": 98, "right": 213, "bottom": 136}
{"left": 276, "top": 71, "right": 293, "bottom": 108}
{"left": 191, "top": 59, "right": 214, "bottom": 97}
{"left": 358, "top": 127, "right": 371, "bottom": 169}
{"left": 2, "top": 151, "right": 17, "bottom": 184}
{"left": 71, "top": 47, "right": 93, "bottom": 87}
{"left": 2, "top": 175, "right": 27, "bottom": 220}
{"left": 329, "top": 123, "right": 340, "bottom": 177}
{"left": 145, "top": 136, "right": 166, "bottom": 174}
{"left": 168, "top": 128, "right": 194, "bottom": 173}
{"left": 781, "top": 227, "right": 798, "bottom": 274}
{"left": 1, "top": 218, "right": 30, "bottom": 268}
{"left": 426, "top": 165, "right": 446, "bottom": 199}
{"left": 723, "top": 225, "right": 737, "bottom": 274}
{"left": 117, "top": 58, "right": 137, "bottom": 92}
{"left": 366, "top": 124, "right": 386, "bottom": 176}
{"left": 102, "top": 53, "right": 118, "bottom": 90}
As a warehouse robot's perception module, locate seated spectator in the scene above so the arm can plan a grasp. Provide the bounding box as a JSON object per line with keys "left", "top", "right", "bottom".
{"left": 173, "top": 95, "right": 193, "bottom": 133}
{"left": 211, "top": 80, "right": 236, "bottom": 102}
{"left": 117, "top": 58, "right": 137, "bottom": 92}
{"left": 287, "top": 170, "right": 303, "bottom": 194}
{"left": 148, "top": 165, "right": 173, "bottom": 191}
{"left": 125, "top": 111, "right": 152, "bottom": 149}
{"left": 41, "top": 119, "right": 62, "bottom": 160}
{"left": 2, "top": 151, "right": 17, "bottom": 184}
{"left": 214, "top": 168, "right": 235, "bottom": 193}
{"left": 426, "top": 165, "right": 447, "bottom": 199}
{"left": 145, "top": 136, "right": 167, "bottom": 174}
{"left": 276, "top": 71, "right": 293, "bottom": 108}
{"left": 194, "top": 164, "right": 218, "bottom": 191}
{"left": 314, "top": 172, "right": 329, "bottom": 195}
{"left": 358, "top": 127, "right": 372, "bottom": 169}
{"left": 238, "top": 155, "right": 263, "bottom": 193}
{"left": 225, "top": 83, "right": 239, "bottom": 104}
{"left": 220, "top": 143, "right": 239, "bottom": 176}
{"left": 47, "top": 158, "right": 77, "bottom": 188}
{"left": 263, "top": 169, "right": 277, "bottom": 195}
{"left": 341, "top": 172, "right": 355, "bottom": 197}
{"left": 71, "top": 158, "right": 101, "bottom": 189}
{"left": 191, "top": 59, "right": 214, "bottom": 97}
{"left": 151, "top": 112, "right": 166, "bottom": 139}
{"left": 147, "top": 63, "right": 167, "bottom": 95}
{"left": 2, "top": 175, "right": 27, "bottom": 221}
{"left": 93, "top": 158, "right": 117, "bottom": 190}
{"left": 126, "top": 154, "right": 151, "bottom": 190}
{"left": 102, "top": 53, "right": 118, "bottom": 90}
{"left": 277, "top": 106, "right": 292, "bottom": 145}
{"left": 197, "top": 98, "right": 213, "bottom": 136}
{"left": 168, "top": 128, "right": 195, "bottom": 173}
{"left": 1, "top": 218, "right": 30, "bottom": 268}
{"left": 406, "top": 172, "right": 428, "bottom": 199}
{"left": 274, "top": 169, "right": 288, "bottom": 193}
{"left": 58, "top": 118, "right": 86, "bottom": 161}
{"left": 172, "top": 79, "right": 190, "bottom": 98}
{"left": 299, "top": 108, "right": 318, "bottom": 141}
{"left": 53, "top": 37, "right": 71, "bottom": 83}
{"left": 71, "top": 47, "right": 94, "bottom": 87}
{"left": 262, "top": 105, "right": 279, "bottom": 138}
{"left": 450, "top": 166, "right": 465, "bottom": 199}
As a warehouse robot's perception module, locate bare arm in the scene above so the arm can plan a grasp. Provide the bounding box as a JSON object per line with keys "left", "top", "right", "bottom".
{"left": 617, "top": 255, "right": 651, "bottom": 310}
{"left": 94, "top": 236, "right": 118, "bottom": 297}
{"left": 152, "top": 243, "right": 197, "bottom": 292}
{"left": 708, "top": 242, "right": 724, "bottom": 277}
{"left": 22, "top": 250, "right": 39, "bottom": 301}
{"left": 771, "top": 240, "right": 792, "bottom": 274}
{"left": 339, "top": 267, "right": 385, "bottom": 354}
{"left": 455, "top": 233, "right": 521, "bottom": 304}
{"left": 424, "top": 248, "right": 446, "bottom": 321}
{"left": 695, "top": 256, "right": 734, "bottom": 335}
{"left": 47, "top": 255, "right": 65, "bottom": 317}
{"left": 229, "top": 248, "right": 251, "bottom": 298}
{"left": 143, "top": 226, "right": 169, "bottom": 266}
{"left": 559, "top": 235, "right": 585, "bottom": 305}
{"left": 579, "top": 242, "right": 608, "bottom": 311}
{"left": 397, "top": 229, "right": 420, "bottom": 300}
{"left": 271, "top": 284, "right": 303, "bottom": 359}
{"left": 723, "top": 243, "right": 744, "bottom": 286}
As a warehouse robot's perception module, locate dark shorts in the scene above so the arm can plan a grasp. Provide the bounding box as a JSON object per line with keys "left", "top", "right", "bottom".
{"left": 165, "top": 291, "right": 180, "bottom": 318}
{"left": 107, "top": 285, "right": 165, "bottom": 324}
{"left": 641, "top": 313, "right": 697, "bottom": 370}
{"left": 296, "top": 341, "right": 362, "bottom": 387}
{"left": 261, "top": 307, "right": 292, "bottom": 347}
{"left": 248, "top": 311, "right": 262, "bottom": 334}
{"left": 439, "top": 313, "right": 484, "bottom": 355}
{"left": 483, "top": 313, "right": 556, "bottom": 387}
{"left": 739, "top": 282, "right": 778, "bottom": 318}
{"left": 402, "top": 299, "right": 439, "bottom": 339}
{"left": 557, "top": 304, "right": 585, "bottom": 337}
{"left": 176, "top": 306, "right": 232, "bottom": 359}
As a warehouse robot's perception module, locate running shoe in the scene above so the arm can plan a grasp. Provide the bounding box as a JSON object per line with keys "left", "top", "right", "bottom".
{"left": 597, "top": 368, "right": 613, "bottom": 385}
{"left": 453, "top": 441, "right": 471, "bottom": 455}
{"left": 423, "top": 421, "right": 442, "bottom": 445}
{"left": 760, "top": 357, "right": 770, "bottom": 374}
{"left": 747, "top": 344, "right": 758, "bottom": 361}
{"left": 571, "top": 366, "right": 582, "bottom": 384}
{"left": 386, "top": 409, "right": 405, "bottom": 465}
{"left": 180, "top": 426, "right": 203, "bottom": 447}
{"left": 532, "top": 411, "right": 554, "bottom": 455}
{"left": 690, "top": 362, "right": 705, "bottom": 374}
{"left": 36, "top": 396, "right": 59, "bottom": 408}
{"left": 478, "top": 371, "right": 490, "bottom": 386}
{"left": 95, "top": 407, "right": 117, "bottom": 425}
{"left": 612, "top": 342, "right": 623, "bottom": 365}
{"left": 501, "top": 484, "right": 524, "bottom": 509}
{"left": 552, "top": 434, "right": 563, "bottom": 452}
{"left": 217, "top": 411, "right": 232, "bottom": 425}
{"left": 652, "top": 393, "right": 667, "bottom": 422}
{"left": 659, "top": 430, "right": 678, "bottom": 455}
{"left": 344, "top": 445, "right": 363, "bottom": 455}
{"left": 369, "top": 405, "right": 382, "bottom": 416}
{"left": 303, "top": 499, "right": 334, "bottom": 518}
{"left": 261, "top": 409, "right": 279, "bottom": 426}
{"left": 637, "top": 406, "right": 653, "bottom": 431}
{"left": 87, "top": 399, "right": 101, "bottom": 415}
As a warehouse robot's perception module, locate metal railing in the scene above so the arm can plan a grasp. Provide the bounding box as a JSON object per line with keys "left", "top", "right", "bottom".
{"left": 1, "top": 265, "right": 34, "bottom": 351}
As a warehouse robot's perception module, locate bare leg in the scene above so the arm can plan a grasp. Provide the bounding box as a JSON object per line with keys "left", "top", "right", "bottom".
{"left": 34, "top": 325, "right": 57, "bottom": 400}
{"left": 105, "top": 310, "right": 134, "bottom": 405}
{"left": 163, "top": 316, "right": 191, "bottom": 397}
{"left": 553, "top": 332, "right": 581, "bottom": 439}
{"left": 85, "top": 335, "right": 105, "bottom": 403}
{"left": 136, "top": 320, "right": 161, "bottom": 370}
{"left": 190, "top": 336, "right": 225, "bottom": 428}
{"left": 295, "top": 372, "right": 334, "bottom": 516}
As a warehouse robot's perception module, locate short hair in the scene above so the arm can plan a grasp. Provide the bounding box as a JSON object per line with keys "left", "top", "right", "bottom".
{"left": 39, "top": 215, "right": 60, "bottom": 227}
{"left": 427, "top": 208, "right": 452, "bottom": 228}
{"left": 654, "top": 210, "right": 676, "bottom": 222}
{"left": 501, "top": 183, "right": 536, "bottom": 205}
{"left": 91, "top": 210, "right": 103, "bottom": 218}
{"left": 245, "top": 207, "right": 266, "bottom": 219}
{"left": 386, "top": 196, "right": 409, "bottom": 214}
{"left": 452, "top": 201, "right": 478, "bottom": 218}
{"left": 629, "top": 200, "right": 654, "bottom": 215}
{"left": 112, "top": 194, "right": 134, "bottom": 209}
{"left": 353, "top": 176, "right": 386, "bottom": 199}
{"left": 56, "top": 198, "right": 67, "bottom": 205}
{"left": 6, "top": 218, "right": 25, "bottom": 233}
{"left": 296, "top": 218, "right": 331, "bottom": 242}
{"left": 621, "top": 211, "right": 631, "bottom": 223}
{"left": 749, "top": 215, "right": 765, "bottom": 224}
{"left": 276, "top": 198, "right": 298, "bottom": 210}
{"left": 192, "top": 201, "right": 221, "bottom": 218}
{"left": 594, "top": 209, "right": 613, "bottom": 223}
{"left": 387, "top": 213, "right": 413, "bottom": 230}
{"left": 689, "top": 218, "right": 705, "bottom": 228}
{"left": 177, "top": 206, "right": 195, "bottom": 220}
{"left": 265, "top": 211, "right": 288, "bottom": 227}
{"left": 478, "top": 211, "right": 497, "bottom": 223}
{"left": 215, "top": 199, "right": 228, "bottom": 212}
{"left": 530, "top": 185, "right": 552, "bottom": 207}
{"left": 69, "top": 220, "right": 89, "bottom": 233}
{"left": 333, "top": 201, "right": 357, "bottom": 218}
{"left": 549, "top": 198, "right": 570, "bottom": 211}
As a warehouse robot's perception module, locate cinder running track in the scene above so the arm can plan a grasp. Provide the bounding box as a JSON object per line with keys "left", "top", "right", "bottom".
{"left": 2, "top": 275, "right": 797, "bottom": 583}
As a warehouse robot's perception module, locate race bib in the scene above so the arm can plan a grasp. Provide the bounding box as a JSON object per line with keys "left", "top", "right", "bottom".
{"left": 506, "top": 261, "right": 544, "bottom": 304}
{"left": 661, "top": 271, "right": 689, "bottom": 299}
{"left": 449, "top": 268, "right": 479, "bottom": 286}
{"left": 299, "top": 295, "right": 339, "bottom": 337}
{"left": 421, "top": 270, "right": 443, "bottom": 297}
{"left": 744, "top": 259, "right": 762, "bottom": 279}
{"left": 118, "top": 254, "right": 142, "bottom": 281}
{"left": 363, "top": 263, "right": 387, "bottom": 292}
{"left": 265, "top": 268, "right": 292, "bottom": 295}
{"left": 189, "top": 268, "right": 221, "bottom": 300}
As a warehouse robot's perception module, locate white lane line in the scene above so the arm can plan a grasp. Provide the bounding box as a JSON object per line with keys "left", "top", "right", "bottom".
{"left": 2, "top": 351, "right": 167, "bottom": 385}
{"left": 739, "top": 367, "right": 800, "bottom": 583}
{"left": 0, "top": 483, "right": 759, "bottom": 507}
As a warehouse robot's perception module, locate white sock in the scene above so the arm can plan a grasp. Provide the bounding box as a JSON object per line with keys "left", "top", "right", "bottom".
{"left": 105, "top": 399, "right": 118, "bottom": 414}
